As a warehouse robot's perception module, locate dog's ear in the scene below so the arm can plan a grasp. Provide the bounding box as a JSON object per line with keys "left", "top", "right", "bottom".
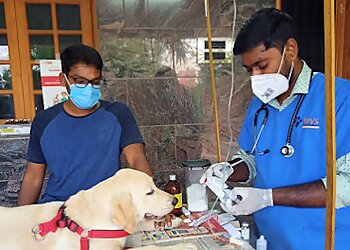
{"left": 111, "top": 192, "right": 137, "bottom": 234}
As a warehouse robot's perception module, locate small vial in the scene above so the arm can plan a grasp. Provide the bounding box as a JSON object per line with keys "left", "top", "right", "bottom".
{"left": 256, "top": 235, "right": 267, "bottom": 250}
{"left": 241, "top": 222, "right": 250, "bottom": 241}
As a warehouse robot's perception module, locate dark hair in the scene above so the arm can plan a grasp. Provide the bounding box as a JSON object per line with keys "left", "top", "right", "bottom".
{"left": 60, "top": 44, "right": 103, "bottom": 74}
{"left": 233, "top": 8, "right": 297, "bottom": 55}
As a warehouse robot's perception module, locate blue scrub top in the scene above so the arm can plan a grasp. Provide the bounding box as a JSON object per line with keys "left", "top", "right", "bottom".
{"left": 239, "top": 73, "right": 350, "bottom": 250}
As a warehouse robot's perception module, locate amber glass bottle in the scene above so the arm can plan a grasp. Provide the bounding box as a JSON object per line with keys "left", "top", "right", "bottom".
{"left": 165, "top": 174, "right": 182, "bottom": 216}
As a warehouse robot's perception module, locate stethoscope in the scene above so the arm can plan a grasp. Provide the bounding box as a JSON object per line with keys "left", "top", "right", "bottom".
{"left": 249, "top": 71, "right": 313, "bottom": 157}
{"left": 249, "top": 95, "right": 305, "bottom": 157}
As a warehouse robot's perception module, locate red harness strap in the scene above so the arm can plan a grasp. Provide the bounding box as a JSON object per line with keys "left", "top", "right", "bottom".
{"left": 34, "top": 205, "right": 129, "bottom": 250}
{"left": 80, "top": 230, "right": 130, "bottom": 250}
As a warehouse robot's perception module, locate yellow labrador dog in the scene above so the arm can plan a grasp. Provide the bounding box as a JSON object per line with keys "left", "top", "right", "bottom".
{"left": 0, "top": 169, "right": 197, "bottom": 250}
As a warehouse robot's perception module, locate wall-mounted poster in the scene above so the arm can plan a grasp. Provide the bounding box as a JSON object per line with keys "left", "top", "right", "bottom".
{"left": 40, "top": 60, "right": 68, "bottom": 109}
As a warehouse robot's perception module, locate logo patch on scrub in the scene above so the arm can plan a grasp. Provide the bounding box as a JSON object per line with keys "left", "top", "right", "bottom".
{"left": 302, "top": 117, "right": 320, "bottom": 129}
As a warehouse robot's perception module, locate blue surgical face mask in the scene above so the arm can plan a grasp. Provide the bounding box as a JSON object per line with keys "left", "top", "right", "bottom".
{"left": 64, "top": 74, "right": 101, "bottom": 109}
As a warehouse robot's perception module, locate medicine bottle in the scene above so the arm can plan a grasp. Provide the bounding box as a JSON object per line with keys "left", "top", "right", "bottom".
{"left": 165, "top": 174, "right": 182, "bottom": 216}
{"left": 256, "top": 235, "right": 267, "bottom": 250}
{"left": 241, "top": 222, "right": 250, "bottom": 241}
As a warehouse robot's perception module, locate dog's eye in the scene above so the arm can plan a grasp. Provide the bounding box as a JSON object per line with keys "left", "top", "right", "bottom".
{"left": 146, "top": 189, "right": 155, "bottom": 196}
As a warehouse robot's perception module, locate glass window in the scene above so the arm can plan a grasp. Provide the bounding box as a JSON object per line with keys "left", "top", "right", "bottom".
{"left": 26, "top": 4, "right": 52, "bottom": 30}
{"left": 0, "top": 94, "right": 15, "bottom": 119}
{"left": 0, "top": 3, "right": 5, "bottom": 29}
{"left": 0, "top": 34, "right": 9, "bottom": 60}
{"left": 32, "top": 65, "right": 41, "bottom": 90}
{"left": 30, "top": 35, "right": 55, "bottom": 60}
{"left": 56, "top": 4, "right": 81, "bottom": 30}
{"left": 35, "top": 94, "right": 44, "bottom": 112}
{"left": 0, "top": 65, "right": 11, "bottom": 90}
{"left": 59, "top": 35, "right": 82, "bottom": 52}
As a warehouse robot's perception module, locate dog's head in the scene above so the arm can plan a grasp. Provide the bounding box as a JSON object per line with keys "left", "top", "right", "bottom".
{"left": 109, "top": 169, "right": 176, "bottom": 234}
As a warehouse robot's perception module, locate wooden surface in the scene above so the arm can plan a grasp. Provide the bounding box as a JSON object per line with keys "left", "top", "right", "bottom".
{"left": 276, "top": 0, "right": 281, "bottom": 10}
{"left": 0, "top": 0, "right": 25, "bottom": 123}
{"left": 335, "top": 0, "right": 350, "bottom": 79}
{"left": 324, "top": 0, "right": 337, "bottom": 249}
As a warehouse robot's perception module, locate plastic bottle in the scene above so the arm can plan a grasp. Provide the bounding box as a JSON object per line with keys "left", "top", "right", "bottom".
{"left": 165, "top": 174, "right": 183, "bottom": 216}
{"left": 241, "top": 222, "right": 250, "bottom": 241}
{"left": 256, "top": 235, "right": 267, "bottom": 250}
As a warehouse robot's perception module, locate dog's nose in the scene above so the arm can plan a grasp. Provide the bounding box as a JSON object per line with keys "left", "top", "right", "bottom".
{"left": 172, "top": 197, "right": 178, "bottom": 206}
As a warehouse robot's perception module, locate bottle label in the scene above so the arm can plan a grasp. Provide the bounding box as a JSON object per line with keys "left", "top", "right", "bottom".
{"left": 174, "top": 193, "right": 182, "bottom": 209}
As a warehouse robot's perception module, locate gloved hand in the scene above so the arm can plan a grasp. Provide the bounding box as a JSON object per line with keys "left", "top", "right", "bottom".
{"left": 199, "top": 162, "right": 234, "bottom": 184}
{"left": 220, "top": 187, "right": 273, "bottom": 215}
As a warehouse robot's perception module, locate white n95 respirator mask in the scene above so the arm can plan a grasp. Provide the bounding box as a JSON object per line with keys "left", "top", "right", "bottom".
{"left": 251, "top": 46, "right": 293, "bottom": 104}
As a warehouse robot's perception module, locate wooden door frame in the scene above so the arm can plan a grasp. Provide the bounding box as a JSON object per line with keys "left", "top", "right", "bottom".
{"left": 0, "top": 0, "right": 25, "bottom": 121}
{"left": 15, "top": 0, "right": 95, "bottom": 119}
{"left": 336, "top": 0, "right": 350, "bottom": 79}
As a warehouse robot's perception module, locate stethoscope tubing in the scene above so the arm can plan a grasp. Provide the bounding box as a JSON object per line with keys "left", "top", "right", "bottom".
{"left": 251, "top": 70, "right": 313, "bottom": 157}
{"left": 251, "top": 104, "right": 268, "bottom": 155}
{"left": 285, "top": 94, "right": 305, "bottom": 144}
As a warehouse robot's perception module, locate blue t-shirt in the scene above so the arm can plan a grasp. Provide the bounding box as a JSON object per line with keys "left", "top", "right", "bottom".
{"left": 27, "top": 101, "right": 144, "bottom": 203}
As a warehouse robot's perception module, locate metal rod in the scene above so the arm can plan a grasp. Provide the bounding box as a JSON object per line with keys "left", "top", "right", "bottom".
{"left": 205, "top": 0, "right": 221, "bottom": 162}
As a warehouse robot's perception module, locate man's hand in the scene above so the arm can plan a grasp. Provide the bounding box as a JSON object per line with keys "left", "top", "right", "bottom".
{"left": 220, "top": 187, "right": 273, "bottom": 215}
{"left": 200, "top": 162, "right": 234, "bottom": 184}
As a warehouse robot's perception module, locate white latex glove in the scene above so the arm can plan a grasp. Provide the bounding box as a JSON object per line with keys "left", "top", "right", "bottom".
{"left": 199, "top": 162, "right": 234, "bottom": 184}
{"left": 220, "top": 187, "right": 273, "bottom": 215}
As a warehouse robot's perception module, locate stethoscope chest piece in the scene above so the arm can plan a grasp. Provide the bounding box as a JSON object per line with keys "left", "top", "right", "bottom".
{"left": 280, "top": 143, "right": 295, "bottom": 158}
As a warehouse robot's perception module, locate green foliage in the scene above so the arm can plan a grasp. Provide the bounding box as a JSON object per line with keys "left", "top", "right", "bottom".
{"left": 102, "top": 38, "right": 161, "bottom": 78}
{"left": 30, "top": 45, "right": 55, "bottom": 60}
{"left": 0, "top": 66, "right": 11, "bottom": 90}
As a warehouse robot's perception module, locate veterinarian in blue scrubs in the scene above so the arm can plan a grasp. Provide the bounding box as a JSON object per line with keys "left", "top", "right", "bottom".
{"left": 17, "top": 45, "right": 153, "bottom": 205}
{"left": 203, "top": 8, "right": 350, "bottom": 249}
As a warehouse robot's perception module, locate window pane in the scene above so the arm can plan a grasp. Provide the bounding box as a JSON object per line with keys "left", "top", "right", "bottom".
{"left": 56, "top": 4, "right": 81, "bottom": 30}
{"left": 0, "top": 94, "right": 15, "bottom": 119}
{"left": 0, "top": 34, "right": 9, "bottom": 60}
{"left": 0, "top": 65, "right": 11, "bottom": 90}
{"left": 0, "top": 3, "right": 5, "bottom": 29}
{"left": 32, "top": 65, "right": 41, "bottom": 90}
{"left": 35, "top": 94, "right": 44, "bottom": 112}
{"left": 26, "top": 4, "right": 52, "bottom": 30}
{"left": 30, "top": 35, "right": 55, "bottom": 60}
{"left": 59, "top": 35, "right": 82, "bottom": 53}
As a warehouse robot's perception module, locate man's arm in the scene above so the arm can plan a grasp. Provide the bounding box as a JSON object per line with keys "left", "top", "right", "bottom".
{"left": 227, "top": 161, "right": 250, "bottom": 182}
{"left": 226, "top": 149, "right": 257, "bottom": 183}
{"left": 17, "top": 162, "right": 46, "bottom": 206}
{"left": 244, "top": 152, "right": 350, "bottom": 208}
{"left": 123, "top": 143, "right": 153, "bottom": 176}
{"left": 272, "top": 181, "right": 326, "bottom": 207}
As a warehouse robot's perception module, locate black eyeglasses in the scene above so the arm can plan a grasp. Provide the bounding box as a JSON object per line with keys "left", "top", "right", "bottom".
{"left": 68, "top": 75, "right": 106, "bottom": 89}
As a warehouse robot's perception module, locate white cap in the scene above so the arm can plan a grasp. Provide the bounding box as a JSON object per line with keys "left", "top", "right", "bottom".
{"left": 259, "top": 235, "right": 265, "bottom": 240}
{"left": 169, "top": 174, "right": 176, "bottom": 181}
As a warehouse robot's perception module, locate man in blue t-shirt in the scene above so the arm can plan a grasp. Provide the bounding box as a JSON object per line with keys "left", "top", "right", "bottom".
{"left": 17, "top": 44, "right": 153, "bottom": 205}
